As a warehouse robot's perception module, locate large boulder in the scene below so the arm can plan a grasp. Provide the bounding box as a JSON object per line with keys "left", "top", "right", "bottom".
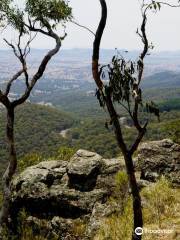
{"left": 11, "top": 150, "right": 124, "bottom": 239}
{"left": 137, "top": 139, "right": 180, "bottom": 185}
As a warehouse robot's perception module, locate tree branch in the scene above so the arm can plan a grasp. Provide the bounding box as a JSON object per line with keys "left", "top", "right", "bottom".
{"left": 16, "top": 28, "right": 29, "bottom": 88}
{"left": 130, "top": 121, "right": 148, "bottom": 155}
{"left": 4, "top": 69, "right": 24, "bottom": 96}
{"left": 92, "top": 0, "right": 107, "bottom": 90}
{"left": 71, "top": 20, "right": 95, "bottom": 36}
{"left": 12, "top": 30, "right": 62, "bottom": 107}
{"left": 0, "top": 90, "right": 10, "bottom": 108}
{"left": 24, "top": 23, "right": 52, "bottom": 38}
{"left": 144, "top": 1, "right": 180, "bottom": 14}
{"left": 132, "top": 5, "right": 149, "bottom": 132}
{"left": 92, "top": 0, "right": 128, "bottom": 155}
{"left": 4, "top": 32, "right": 30, "bottom": 92}
{"left": 3, "top": 39, "right": 19, "bottom": 59}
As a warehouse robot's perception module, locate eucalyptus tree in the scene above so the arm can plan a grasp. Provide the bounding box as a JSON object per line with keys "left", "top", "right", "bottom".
{"left": 91, "top": 1, "right": 169, "bottom": 240}
{"left": 0, "top": 0, "right": 72, "bottom": 232}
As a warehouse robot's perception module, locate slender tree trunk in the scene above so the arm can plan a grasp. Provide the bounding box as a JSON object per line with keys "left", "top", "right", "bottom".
{"left": 92, "top": 1, "right": 143, "bottom": 238}
{"left": 105, "top": 97, "right": 143, "bottom": 240}
{"left": 0, "top": 106, "right": 17, "bottom": 235}
{"left": 124, "top": 153, "right": 143, "bottom": 240}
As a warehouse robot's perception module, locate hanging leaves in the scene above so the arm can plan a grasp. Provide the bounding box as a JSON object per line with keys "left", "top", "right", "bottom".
{"left": 95, "top": 89, "right": 105, "bottom": 108}
{"left": 100, "top": 54, "right": 137, "bottom": 104}
{"left": 146, "top": 101, "right": 160, "bottom": 121}
{"left": 98, "top": 52, "right": 160, "bottom": 122}
{"left": 149, "top": 1, "right": 161, "bottom": 11}
{"left": 26, "top": 0, "right": 72, "bottom": 26}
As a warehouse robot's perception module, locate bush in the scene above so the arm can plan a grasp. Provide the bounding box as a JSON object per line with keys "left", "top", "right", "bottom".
{"left": 18, "top": 147, "right": 76, "bottom": 173}
{"left": 111, "top": 171, "right": 129, "bottom": 212}
{"left": 54, "top": 146, "right": 76, "bottom": 161}
{"left": 18, "top": 153, "right": 44, "bottom": 172}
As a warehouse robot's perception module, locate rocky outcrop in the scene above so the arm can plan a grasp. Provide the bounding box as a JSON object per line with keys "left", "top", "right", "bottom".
{"left": 10, "top": 140, "right": 180, "bottom": 239}
{"left": 11, "top": 150, "right": 124, "bottom": 239}
{"left": 137, "top": 139, "right": 180, "bottom": 185}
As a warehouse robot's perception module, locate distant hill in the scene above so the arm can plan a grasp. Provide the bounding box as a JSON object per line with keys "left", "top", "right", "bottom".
{"left": 0, "top": 48, "right": 180, "bottom": 82}
{"left": 142, "top": 71, "right": 180, "bottom": 89}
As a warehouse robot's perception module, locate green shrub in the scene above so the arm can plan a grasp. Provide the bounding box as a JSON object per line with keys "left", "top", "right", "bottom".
{"left": 54, "top": 146, "right": 76, "bottom": 161}
{"left": 111, "top": 171, "right": 129, "bottom": 212}
{"left": 18, "top": 153, "right": 44, "bottom": 172}
{"left": 18, "top": 147, "right": 76, "bottom": 173}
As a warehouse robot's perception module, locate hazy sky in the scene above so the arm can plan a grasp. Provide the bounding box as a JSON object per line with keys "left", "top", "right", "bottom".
{"left": 0, "top": 0, "right": 180, "bottom": 51}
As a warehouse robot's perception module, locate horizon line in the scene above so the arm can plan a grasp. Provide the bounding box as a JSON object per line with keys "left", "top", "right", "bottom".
{"left": 0, "top": 47, "right": 180, "bottom": 53}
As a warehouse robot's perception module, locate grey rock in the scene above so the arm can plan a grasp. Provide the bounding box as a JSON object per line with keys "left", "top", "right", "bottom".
{"left": 137, "top": 139, "right": 180, "bottom": 184}
{"left": 67, "top": 150, "right": 102, "bottom": 191}
{"left": 11, "top": 150, "right": 123, "bottom": 239}
{"left": 137, "top": 179, "right": 152, "bottom": 190}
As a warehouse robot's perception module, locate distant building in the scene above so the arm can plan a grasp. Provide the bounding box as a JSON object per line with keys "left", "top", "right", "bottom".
{"left": 37, "top": 102, "right": 53, "bottom": 107}
{"left": 86, "top": 90, "right": 95, "bottom": 96}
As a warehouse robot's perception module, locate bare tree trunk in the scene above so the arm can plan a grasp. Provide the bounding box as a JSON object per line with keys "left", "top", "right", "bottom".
{"left": 124, "top": 153, "right": 143, "bottom": 240}
{"left": 105, "top": 96, "right": 143, "bottom": 240}
{"left": 0, "top": 106, "right": 17, "bottom": 235}
{"left": 92, "top": 1, "right": 143, "bottom": 238}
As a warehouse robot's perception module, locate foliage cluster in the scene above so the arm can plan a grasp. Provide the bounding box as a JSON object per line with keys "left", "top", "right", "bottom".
{"left": 1, "top": 0, "right": 72, "bottom": 32}
{"left": 26, "top": 0, "right": 72, "bottom": 26}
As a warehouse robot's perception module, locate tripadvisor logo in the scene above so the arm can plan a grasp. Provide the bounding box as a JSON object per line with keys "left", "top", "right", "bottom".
{"left": 135, "top": 227, "right": 173, "bottom": 235}
{"left": 135, "top": 227, "right": 143, "bottom": 236}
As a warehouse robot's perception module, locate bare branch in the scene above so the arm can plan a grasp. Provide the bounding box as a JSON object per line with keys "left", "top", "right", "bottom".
{"left": 129, "top": 121, "right": 148, "bottom": 155}
{"left": 16, "top": 29, "right": 30, "bottom": 88}
{"left": 24, "top": 33, "right": 37, "bottom": 57}
{"left": 5, "top": 30, "right": 38, "bottom": 92}
{"left": 4, "top": 39, "right": 19, "bottom": 59}
{"left": 132, "top": 4, "right": 149, "bottom": 132}
{"left": 119, "top": 101, "right": 133, "bottom": 120}
{"left": 158, "top": 1, "right": 180, "bottom": 8}
{"left": 0, "top": 90, "right": 10, "bottom": 108}
{"left": 92, "top": 0, "right": 107, "bottom": 90}
{"left": 71, "top": 20, "right": 95, "bottom": 36}
{"left": 144, "top": 1, "right": 180, "bottom": 14}
{"left": 12, "top": 30, "right": 62, "bottom": 107}
{"left": 24, "top": 23, "right": 50, "bottom": 37}
{"left": 4, "top": 69, "right": 24, "bottom": 96}
{"left": 4, "top": 33, "right": 30, "bottom": 93}
{"left": 138, "top": 11, "right": 148, "bottom": 84}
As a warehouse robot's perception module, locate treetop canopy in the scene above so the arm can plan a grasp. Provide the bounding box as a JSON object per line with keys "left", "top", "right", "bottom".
{"left": 0, "top": 0, "right": 72, "bottom": 32}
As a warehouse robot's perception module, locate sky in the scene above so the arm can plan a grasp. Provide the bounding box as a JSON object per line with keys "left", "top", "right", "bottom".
{"left": 0, "top": 0, "right": 180, "bottom": 51}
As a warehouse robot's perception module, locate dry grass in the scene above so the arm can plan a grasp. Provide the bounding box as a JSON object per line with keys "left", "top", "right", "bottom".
{"left": 95, "top": 175, "right": 180, "bottom": 240}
